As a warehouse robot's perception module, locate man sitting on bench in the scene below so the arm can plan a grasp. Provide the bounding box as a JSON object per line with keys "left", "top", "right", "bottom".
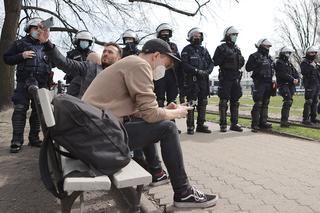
{"left": 38, "top": 27, "right": 218, "bottom": 208}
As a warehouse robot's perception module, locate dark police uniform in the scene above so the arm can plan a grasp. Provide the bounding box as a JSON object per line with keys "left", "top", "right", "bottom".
{"left": 64, "top": 48, "right": 93, "bottom": 97}
{"left": 154, "top": 42, "right": 180, "bottom": 107}
{"left": 122, "top": 43, "right": 140, "bottom": 58}
{"left": 213, "top": 42, "right": 245, "bottom": 131}
{"left": 275, "top": 57, "right": 300, "bottom": 126}
{"left": 181, "top": 43, "right": 214, "bottom": 133}
{"left": 3, "top": 35, "right": 52, "bottom": 150}
{"left": 246, "top": 50, "right": 274, "bottom": 130}
{"left": 300, "top": 58, "right": 320, "bottom": 123}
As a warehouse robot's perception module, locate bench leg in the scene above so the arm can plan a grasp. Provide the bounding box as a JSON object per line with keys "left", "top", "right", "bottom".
{"left": 133, "top": 185, "right": 144, "bottom": 213}
{"left": 61, "top": 191, "right": 83, "bottom": 213}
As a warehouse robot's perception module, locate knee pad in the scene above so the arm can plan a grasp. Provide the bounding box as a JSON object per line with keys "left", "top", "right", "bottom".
{"left": 230, "top": 101, "right": 240, "bottom": 108}
{"left": 198, "top": 98, "right": 208, "bottom": 106}
{"left": 284, "top": 100, "right": 293, "bottom": 108}
{"left": 255, "top": 101, "right": 263, "bottom": 108}
{"left": 219, "top": 99, "right": 228, "bottom": 108}
{"left": 14, "top": 104, "right": 27, "bottom": 112}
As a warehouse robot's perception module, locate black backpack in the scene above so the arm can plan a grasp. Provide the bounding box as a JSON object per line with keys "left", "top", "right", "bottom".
{"left": 50, "top": 94, "right": 131, "bottom": 176}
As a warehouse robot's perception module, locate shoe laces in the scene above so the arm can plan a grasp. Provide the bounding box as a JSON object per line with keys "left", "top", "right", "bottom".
{"left": 190, "top": 186, "right": 206, "bottom": 201}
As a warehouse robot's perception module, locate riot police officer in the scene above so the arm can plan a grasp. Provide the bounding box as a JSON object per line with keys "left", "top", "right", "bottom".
{"left": 275, "top": 47, "right": 300, "bottom": 127}
{"left": 154, "top": 23, "right": 181, "bottom": 107}
{"left": 300, "top": 46, "right": 320, "bottom": 124}
{"left": 65, "top": 30, "right": 94, "bottom": 97}
{"left": 181, "top": 27, "right": 214, "bottom": 135}
{"left": 121, "top": 29, "right": 140, "bottom": 57}
{"left": 245, "top": 39, "right": 274, "bottom": 132}
{"left": 3, "top": 17, "right": 53, "bottom": 153}
{"left": 213, "top": 26, "right": 245, "bottom": 132}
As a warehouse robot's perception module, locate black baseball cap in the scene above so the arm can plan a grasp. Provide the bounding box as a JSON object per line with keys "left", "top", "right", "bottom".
{"left": 141, "top": 38, "right": 181, "bottom": 62}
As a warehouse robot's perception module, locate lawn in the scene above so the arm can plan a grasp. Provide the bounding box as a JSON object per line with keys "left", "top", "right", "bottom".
{"left": 208, "top": 91, "right": 306, "bottom": 118}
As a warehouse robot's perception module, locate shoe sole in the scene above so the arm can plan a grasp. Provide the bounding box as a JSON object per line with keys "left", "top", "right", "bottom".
{"left": 174, "top": 194, "right": 219, "bottom": 208}
{"left": 149, "top": 178, "right": 170, "bottom": 187}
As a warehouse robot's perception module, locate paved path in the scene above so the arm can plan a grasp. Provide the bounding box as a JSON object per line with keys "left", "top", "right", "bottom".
{"left": 147, "top": 119, "right": 320, "bottom": 213}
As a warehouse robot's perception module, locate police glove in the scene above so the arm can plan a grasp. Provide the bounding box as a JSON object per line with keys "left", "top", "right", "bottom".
{"left": 196, "top": 69, "right": 208, "bottom": 77}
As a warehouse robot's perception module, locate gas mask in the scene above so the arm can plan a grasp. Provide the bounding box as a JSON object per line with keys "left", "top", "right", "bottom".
{"left": 191, "top": 38, "right": 202, "bottom": 45}
{"left": 79, "top": 40, "right": 90, "bottom": 50}
{"left": 258, "top": 46, "right": 269, "bottom": 56}
{"left": 306, "top": 54, "right": 317, "bottom": 61}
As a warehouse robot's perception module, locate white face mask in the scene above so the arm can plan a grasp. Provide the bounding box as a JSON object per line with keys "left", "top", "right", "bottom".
{"left": 230, "top": 35, "right": 237, "bottom": 43}
{"left": 153, "top": 65, "right": 166, "bottom": 81}
{"left": 79, "top": 40, "right": 90, "bottom": 49}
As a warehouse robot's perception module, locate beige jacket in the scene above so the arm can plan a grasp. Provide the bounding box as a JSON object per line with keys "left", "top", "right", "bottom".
{"left": 82, "top": 55, "right": 167, "bottom": 123}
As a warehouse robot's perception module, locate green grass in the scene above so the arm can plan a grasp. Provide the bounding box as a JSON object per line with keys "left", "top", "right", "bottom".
{"left": 208, "top": 93, "right": 305, "bottom": 118}
{"left": 205, "top": 113, "right": 320, "bottom": 141}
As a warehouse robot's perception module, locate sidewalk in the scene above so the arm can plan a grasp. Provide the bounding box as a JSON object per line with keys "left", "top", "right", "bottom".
{"left": 145, "top": 119, "right": 320, "bottom": 213}
{"left": 1, "top": 108, "right": 320, "bottom": 212}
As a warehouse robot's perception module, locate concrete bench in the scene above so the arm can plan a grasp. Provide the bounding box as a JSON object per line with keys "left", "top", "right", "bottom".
{"left": 36, "top": 88, "right": 152, "bottom": 213}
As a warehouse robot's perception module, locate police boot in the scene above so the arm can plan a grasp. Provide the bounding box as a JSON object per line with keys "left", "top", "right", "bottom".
{"left": 230, "top": 101, "right": 243, "bottom": 132}
{"left": 259, "top": 101, "right": 272, "bottom": 129}
{"left": 10, "top": 105, "right": 27, "bottom": 153}
{"left": 196, "top": 105, "right": 211, "bottom": 133}
{"left": 219, "top": 99, "right": 228, "bottom": 132}
{"left": 28, "top": 109, "right": 42, "bottom": 147}
{"left": 186, "top": 109, "right": 195, "bottom": 135}
{"left": 280, "top": 101, "right": 291, "bottom": 127}
{"left": 251, "top": 101, "right": 261, "bottom": 132}
{"left": 302, "top": 100, "right": 312, "bottom": 125}
{"left": 310, "top": 101, "right": 319, "bottom": 123}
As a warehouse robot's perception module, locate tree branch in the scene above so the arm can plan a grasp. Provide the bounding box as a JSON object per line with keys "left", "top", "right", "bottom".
{"left": 128, "top": 0, "right": 211, "bottom": 16}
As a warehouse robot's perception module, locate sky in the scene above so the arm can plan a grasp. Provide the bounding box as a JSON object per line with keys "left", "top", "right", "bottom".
{"left": 0, "top": 0, "right": 290, "bottom": 81}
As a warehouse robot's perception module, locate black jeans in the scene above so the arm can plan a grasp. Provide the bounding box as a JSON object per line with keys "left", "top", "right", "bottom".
{"left": 124, "top": 119, "right": 189, "bottom": 194}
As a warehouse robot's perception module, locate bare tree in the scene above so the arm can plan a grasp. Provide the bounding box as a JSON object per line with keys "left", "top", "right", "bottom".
{"left": 277, "top": 0, "right": 320, "bottom": 65}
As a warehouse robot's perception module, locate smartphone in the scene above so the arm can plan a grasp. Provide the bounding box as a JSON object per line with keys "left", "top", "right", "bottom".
{"left": 41, "top": 17, "right": 54, "bottom": 29}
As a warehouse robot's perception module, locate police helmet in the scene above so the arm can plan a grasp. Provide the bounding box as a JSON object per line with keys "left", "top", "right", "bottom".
{"left": 73, "top": 30, "right": 94, "bottom": 45}
{"left": 187, "top": 27, "right": 203, "bottom": 41}
{"left": 156, "top": 23, "right": 173, "bottom": 38}
{"left": 306, "top": 46, "right": 318, "bottom": 54}
{"left": 122, "top": 29, "right": 139, "bottom": 44}
{"left": 255, "top": 39, "right": 272, "bottom": 48}
{"left": 221, "top": 26, "right": 239, "bottom": 41}
{"left": 24, "top": 17, "right": 43, "bottom": 33}
{"left": 279, "top": 46, "right": 293, "bottom": 53}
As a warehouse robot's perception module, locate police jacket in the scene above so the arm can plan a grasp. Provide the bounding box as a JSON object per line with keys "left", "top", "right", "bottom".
{"left": 300, "top": 58, "right": 320, "bottom": 88}
{"left": 166, "top": 42, "right": 181, "bottom": 87}
{"left": 64, "top": 48, "right": 93, "bottom": 96}
{"left": 275, "top": 58, "right": 299, "bottom": 86}
{"left": 43, "top": 41, "right": 103, "bottom": 98}
{"left": 245, "top": 51, "right": 274, "bottom": 82}
{"left": 213, "top": 42, "right": 245, "bottom": 81}
{"left": 3, "top": 35, "right": 52, "bottom": 85}
{"left": 122, "top": 44, "right": 140, "bottom": 58}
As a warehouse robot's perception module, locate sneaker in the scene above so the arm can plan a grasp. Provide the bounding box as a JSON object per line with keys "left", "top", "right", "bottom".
{"left": 302, "top": 120, "right": 312, "bottom": 125}
{"left": 280, "top": 122, "right": 290, "bottom": 127}
{"left": 28, "top": 140, "right": 42, "bottom": 147}
{"left": 311, "top": 119, "right": 320, "bottom": 124}
{"left": 174, "top": 186, "right": 218, "bottom": 208}
{"left": 150, "top": 169, "right": 170, "bottom": 187}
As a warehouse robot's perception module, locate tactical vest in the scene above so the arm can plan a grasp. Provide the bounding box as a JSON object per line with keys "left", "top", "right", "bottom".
{"left": 220, "top": 45, "right": 239, "bottom": 71}
{"left": 16, "top": 37, "right": 51, "bottom": 82}
{"left": 259, "top": 56, "right": 273, "bottom": 79}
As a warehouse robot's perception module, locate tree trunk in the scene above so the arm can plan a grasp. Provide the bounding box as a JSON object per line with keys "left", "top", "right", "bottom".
{"left": 0, "top": 0, "right": 21, "bottom": 111}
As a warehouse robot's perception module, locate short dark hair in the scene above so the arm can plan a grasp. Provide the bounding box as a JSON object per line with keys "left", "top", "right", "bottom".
{"left": 104, "top": 42, "right": 122, "bottom": 57}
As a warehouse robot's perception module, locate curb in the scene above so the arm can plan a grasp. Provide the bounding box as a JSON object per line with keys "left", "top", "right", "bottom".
{"left": 140, "top": 193, "right": 162, "bottom": 213}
